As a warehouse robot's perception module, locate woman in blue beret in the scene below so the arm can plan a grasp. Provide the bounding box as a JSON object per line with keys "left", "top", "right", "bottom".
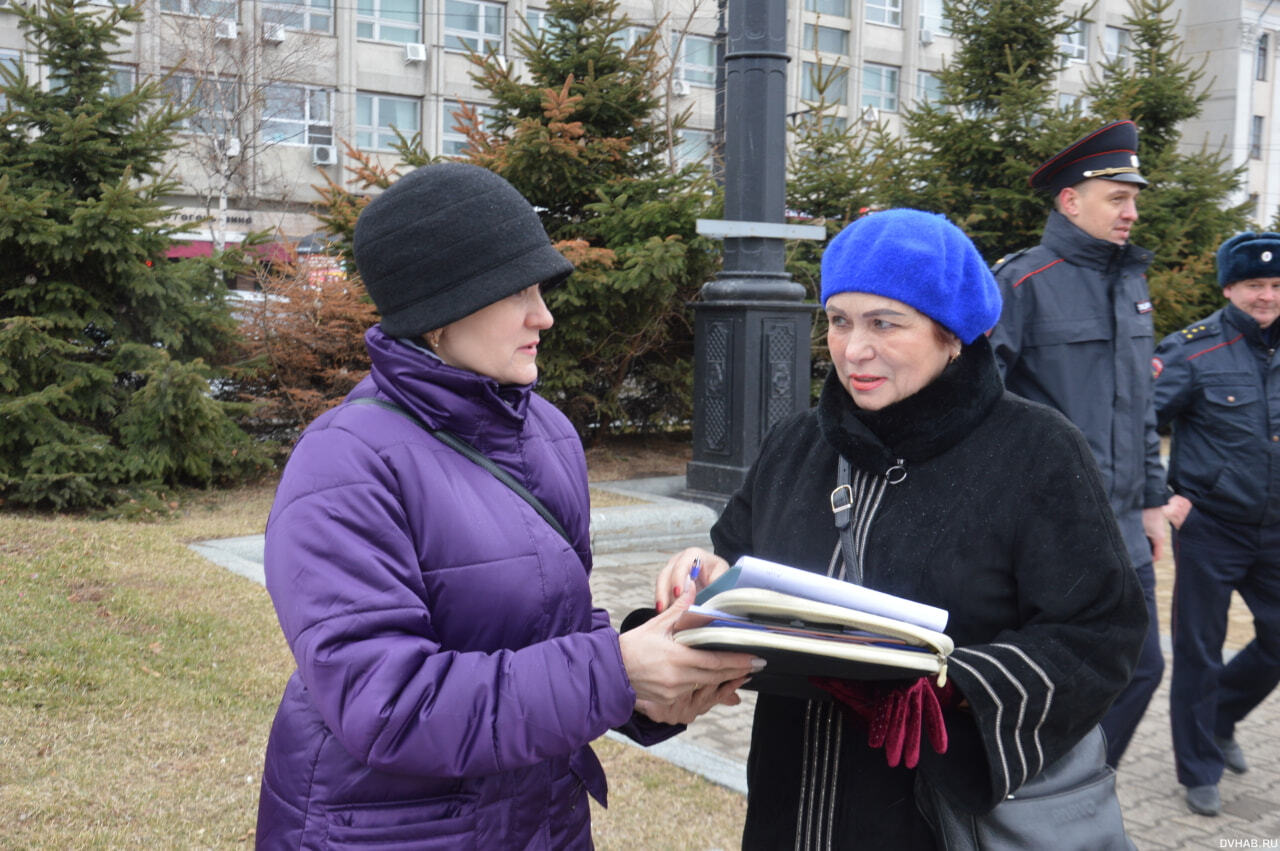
{"left": 655, "top": 209, "right": 1148, "bottom": 848}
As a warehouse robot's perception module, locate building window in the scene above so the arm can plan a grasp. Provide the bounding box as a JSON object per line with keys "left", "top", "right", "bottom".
{"left": 357, "top": 0, "right": 421, "bottom": 44}
{"left": 107, "top": 65, "right": 134, "bottom": 97}
{"left": 1104, "top": 26, "right": 1130, "bottom": 67}
{"left": 262, "top": 84, "right": 333, "bottom": 145}
{"left": 803, "top": 24, "right": 848, "bottom": 55}
{"left": 525, "top": 8, "right": 548, "bottom": 37}
{"left": 52, "top": 63, "right": 134, "bottom": 97}
{"left": 0, "top": 50, "right": 19, "bottom": 111}
{"left": 804, "top": 0, "right": 849, "bottom": 17}
{"left": 441, "top": 99, "right": 495, "bottom": 156}
{"left": 802, "top": 61, "right": 847, "bottom": 105}
{"left": 1251, "top": 115, "right": 1264, "bottom": 159}
{"left": 158, "top": 0, "right": 237, "bottom": 18}
{"left": 862, "top": 62, "right": 899, "bottom": 112}
{"left": 1257, "top": 33, "right": 1269, "bottom": 82}
{"left": 1060, "top": 21, "right": 1088, "bottom": 63}
{"left": 916, "top": 70, "right": 943, "bottom": 105}
{"left": 163, "top": 74, "right": 238, "bottom": 137}
{"left": 356, "top": 92, "right": 420, "bottom": 151}
{"left": 676, "top": 128, "right": 712, "bottom": 168}
{"left": 264, "top": 0, "right": 332, "bottom": 33}
{"left": 865, "top": 0, "right": 901, "bottom": 27}
{"left": 918, "top": 0, "right": 950, "bottom": 36}
{"left": 1058, "top": 91, "right": 1092, "bottom": 112}
{"left": 674, "top": 32, "right": 716, "bottom": 87}
{"left": 610, "top": 25, "right": 649, "bottom": 51}
{"left": 445, "top": 0, "right": 504, "bottom": 54}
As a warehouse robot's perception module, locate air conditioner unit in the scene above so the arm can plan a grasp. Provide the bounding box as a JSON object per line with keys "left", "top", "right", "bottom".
{"left": 216, "top": 137, "right": 242, "bottom": 158}
{"left": 919, "top": 28, "right": 934, "bottom": 46}
{"left": 861, "top": 105, "right": 879, "bottom": 125}
{"left": 672, "top": 79, "right": 691, "bottom": 97}
{"left": 263, "top": 22, "right": 286, "bottom": 44}
{"left": 403, "top": 42, "right": 427, "bottom": 63}
{"left": 311, "top": 144, "right": 337, "bottom": 166}
{"left": 215, "top": 20, "right": 238, "bottom": 40}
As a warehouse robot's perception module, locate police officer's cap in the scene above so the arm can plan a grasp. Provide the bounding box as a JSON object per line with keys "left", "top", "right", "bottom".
{"left": 1217, "top": 231, "right": 1280, "bottom": 286}
{"left": 1028, "top": 120, "right": 1148, "bottom": 196}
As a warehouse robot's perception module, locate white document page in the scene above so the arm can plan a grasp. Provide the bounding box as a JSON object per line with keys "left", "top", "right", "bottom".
{"left": 732, "top": 555, "right": 949, "bottom": 632}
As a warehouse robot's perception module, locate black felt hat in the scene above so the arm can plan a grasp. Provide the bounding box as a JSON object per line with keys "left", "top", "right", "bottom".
{"left": 1028, "top": 120, "right": 1148, "bottom": 196}
{"left": 353, "top": 162, "right": 574, "bottom": 337}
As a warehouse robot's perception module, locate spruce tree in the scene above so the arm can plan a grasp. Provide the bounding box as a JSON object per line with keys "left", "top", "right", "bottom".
{"left": 785, "top": 61, "right": 895, "bottom": 300}
{"left": 1083, "top": 0, "right": 1249, "bottom": 337}
{"left": 0, "top": 0, "right": 264, "bottom": 510}
{"left": 879, "top": 0, "right": 1094, "bottom": 258}
{"left": 454, "top": 0, "right": 720, "bottom": 436}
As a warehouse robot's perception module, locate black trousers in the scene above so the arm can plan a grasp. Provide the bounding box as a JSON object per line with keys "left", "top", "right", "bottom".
{"left": 1169, "top": 507, "right": 1280, "bottom": 787}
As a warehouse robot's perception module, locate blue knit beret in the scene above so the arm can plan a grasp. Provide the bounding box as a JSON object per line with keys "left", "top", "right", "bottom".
{"left": 1217, "top": 231, "right": 1280, "bottom": 287}
{"left": 820, "top": 209, "right": 1002, "bottom": 343}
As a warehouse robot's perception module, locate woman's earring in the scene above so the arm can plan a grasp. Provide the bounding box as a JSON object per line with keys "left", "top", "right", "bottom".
{"left": 427, "top": 331, "right": 441, "bottom": 351}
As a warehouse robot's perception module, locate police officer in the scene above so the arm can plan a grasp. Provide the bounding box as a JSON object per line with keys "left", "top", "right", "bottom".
{"left": 989, "top": 120, "right": 1165, "bottom": 768}
{"left": 1154, "top": 231, "right": 1280, "bottom": 817}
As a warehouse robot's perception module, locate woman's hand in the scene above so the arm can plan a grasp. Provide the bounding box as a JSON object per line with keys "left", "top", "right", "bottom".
{"left": 654, "top": 547, "right": 730, "bottom": 611}
{"left": 1162, "top": 494, "right": 1193, "bottom": 530}
{"left": 619, "top": 575, "right": 762, "bottom": 726}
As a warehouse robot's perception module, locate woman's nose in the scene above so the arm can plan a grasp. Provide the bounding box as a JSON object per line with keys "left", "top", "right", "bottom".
{"left": 529, "top": 290, "right": 554, "bottom": 329}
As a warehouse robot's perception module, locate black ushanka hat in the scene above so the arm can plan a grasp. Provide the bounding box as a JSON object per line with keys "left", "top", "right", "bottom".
{"left": 1217, "top": 231, "right": 1280, "bottom": 286}
{"left": 353, "top": 162, "right": 574, "bottom": 337}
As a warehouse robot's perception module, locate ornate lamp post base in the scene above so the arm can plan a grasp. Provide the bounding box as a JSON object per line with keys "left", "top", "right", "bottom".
{"left": 685, "top": 294, "right": 814, "bottom": 500}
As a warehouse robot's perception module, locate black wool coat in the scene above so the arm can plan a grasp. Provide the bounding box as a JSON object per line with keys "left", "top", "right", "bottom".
{"left": 711, "top": 337, "right": 1148, "bottom": 850}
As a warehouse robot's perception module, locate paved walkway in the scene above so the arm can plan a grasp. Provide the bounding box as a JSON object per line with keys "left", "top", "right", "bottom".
{"left": 192, "top": 476, "right": 1280, "bottom": 850}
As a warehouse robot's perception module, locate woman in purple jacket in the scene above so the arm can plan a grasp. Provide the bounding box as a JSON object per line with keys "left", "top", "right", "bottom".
{"left": 255, "top": 163, "right": 760, "bottom": 849}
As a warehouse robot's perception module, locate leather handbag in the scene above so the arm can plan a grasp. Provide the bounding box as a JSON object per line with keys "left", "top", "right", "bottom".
{"left": 916, "top": 725, "right": 1135, "bottom": 850}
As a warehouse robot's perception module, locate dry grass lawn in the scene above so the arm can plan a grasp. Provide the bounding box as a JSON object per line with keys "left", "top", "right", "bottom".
{"left": 0, "top": 471, "right": 746, "bottom": 848}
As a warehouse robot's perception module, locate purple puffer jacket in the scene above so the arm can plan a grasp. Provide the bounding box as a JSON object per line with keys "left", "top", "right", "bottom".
{"left": 256, "top": 327, "right": 650, "bottom": 850}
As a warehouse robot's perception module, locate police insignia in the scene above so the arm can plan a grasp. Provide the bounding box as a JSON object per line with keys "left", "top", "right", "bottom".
{"left": 1152, "top": 356, "right": 1163, "bottom": 379}
{"left": 1135, "top": 300, "right": 1153, "bottom": 314}
{"left": 1178, "top": 323, "right": 1216, "bottom": 342}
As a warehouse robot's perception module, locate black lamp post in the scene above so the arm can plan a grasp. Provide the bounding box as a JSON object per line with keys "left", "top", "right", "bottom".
{"left": 685, "top": 0, "right": 822, "bottom": 501}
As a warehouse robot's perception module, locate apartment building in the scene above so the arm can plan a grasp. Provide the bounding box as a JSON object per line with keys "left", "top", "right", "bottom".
{"left": 0, "top": 0, "right": 1276, "bottom": 252}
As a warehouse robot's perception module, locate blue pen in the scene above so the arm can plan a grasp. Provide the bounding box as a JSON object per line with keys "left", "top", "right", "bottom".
{"left": 690, "top": 557, "right": 702, "bottom": 582}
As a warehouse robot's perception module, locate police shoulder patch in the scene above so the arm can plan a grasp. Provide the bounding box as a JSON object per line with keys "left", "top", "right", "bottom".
{"left": 991, "top": 247, "right": 1032, "bottom": 273}
{"left": 1176, "top": 321, "right": 1219, "bottom": 343}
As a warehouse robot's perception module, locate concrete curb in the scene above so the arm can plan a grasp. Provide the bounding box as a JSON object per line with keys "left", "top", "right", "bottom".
{"left": 589, "top": 476, "right": 717, "bottom": 554}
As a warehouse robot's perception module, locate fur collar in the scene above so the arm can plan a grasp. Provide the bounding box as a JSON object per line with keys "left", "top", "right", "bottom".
{"left": 816, "top": 335, "right": 1004, "bottom": 476}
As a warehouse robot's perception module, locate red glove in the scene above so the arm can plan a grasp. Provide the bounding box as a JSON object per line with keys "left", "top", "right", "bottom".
{"left": 813, "top": 676, "right": 951, "bottom": 769}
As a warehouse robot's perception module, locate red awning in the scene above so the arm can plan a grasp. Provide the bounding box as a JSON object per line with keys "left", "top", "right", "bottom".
{"left": 164, "top": 240, "right": 297, "bottom": 263}
{"left": 166, "top": 240, "right": 214, "bottom": 259}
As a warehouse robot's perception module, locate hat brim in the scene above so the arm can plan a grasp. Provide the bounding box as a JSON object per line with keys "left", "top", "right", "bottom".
{"left": 379, "top": 244, "right": 574, "bottom": 337}
{"left": 1100, "top": 172, "right": 1148, "bottom": 188}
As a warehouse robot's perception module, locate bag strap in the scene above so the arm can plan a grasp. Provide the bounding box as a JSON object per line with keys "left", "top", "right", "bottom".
{"left": 833, "top": 455, "right": 863, "bottom": 585}
{"left": 348, "top": 397, "right": 573, "bottom": 545}
{"left": 831, "top": 454, "right": 906, "bottom": 586}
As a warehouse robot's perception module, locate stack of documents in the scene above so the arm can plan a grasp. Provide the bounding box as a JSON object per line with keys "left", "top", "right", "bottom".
{"left": 675, "top": 556, "right": 953, "bottom": 693}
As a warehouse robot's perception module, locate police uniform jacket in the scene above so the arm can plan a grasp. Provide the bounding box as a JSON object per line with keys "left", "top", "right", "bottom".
{"left": 712, "top": 338, "right": 1146, "bottom": 849}
{"left": 1153, "top": 302, "right": 1280, "bottom": 527}
{"left": 990, "top": 210, "right": 1165, "bottom": 567}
